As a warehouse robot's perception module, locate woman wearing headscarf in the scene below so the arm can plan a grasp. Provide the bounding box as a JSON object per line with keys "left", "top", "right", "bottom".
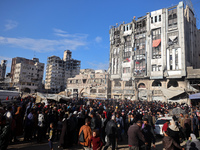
{"left": 167, "top": 120, "right": 181, "bottom": 150}
{"left": 186, "top": 133, "right": 200, "bottom": 150}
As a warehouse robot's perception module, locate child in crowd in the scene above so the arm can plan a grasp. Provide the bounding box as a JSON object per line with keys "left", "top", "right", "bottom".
{"left": 48, "top": 123, "right": 55, "bottom": 150}
{"left": 89, "top": 129, "right": 103, "bottom": 150}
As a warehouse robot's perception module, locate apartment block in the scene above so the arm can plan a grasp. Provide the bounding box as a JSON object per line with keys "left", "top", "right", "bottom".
{"left": 109, "top": 1, "right": 200, "bottom": 102}
{"left": 45, "top": 50, "right": 80, "bottom": 93}
{"left": 11, "top": 57, "right": 44, "bottom": 93}
{"left": 67, "top": 69, "right": 109, "bottom": 99}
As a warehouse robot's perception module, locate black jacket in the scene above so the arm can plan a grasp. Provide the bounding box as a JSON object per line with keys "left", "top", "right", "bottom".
{"left": 105, "top": 120, "right": 117, "bottom": 136}
{"left": 142, "top": 124, "right": 155, "bottom": 144}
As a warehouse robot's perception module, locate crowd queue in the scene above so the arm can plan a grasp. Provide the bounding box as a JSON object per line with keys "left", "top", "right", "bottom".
{"left": 0, "top": 96, "right": 200, "bottom": 150}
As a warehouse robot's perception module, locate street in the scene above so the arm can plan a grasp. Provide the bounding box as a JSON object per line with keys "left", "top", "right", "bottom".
{"left": 8, "top": 135, "right": 165, "bottom": 150}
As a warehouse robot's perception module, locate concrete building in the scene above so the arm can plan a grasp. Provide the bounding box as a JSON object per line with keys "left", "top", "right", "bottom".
{"left": 67, "top": 69, "right": 109, "bottom": 99}
{"left": 45, "top": 50, "right": 80, "bottom": 93}
{"left": 0, "top": 60, "right": 7, "bottom": 80}
{"left": 10, "top": 57, "right": 44, "bottom": 93}
{"left": 109, "top": 1, "right": 200, "bottom": 102}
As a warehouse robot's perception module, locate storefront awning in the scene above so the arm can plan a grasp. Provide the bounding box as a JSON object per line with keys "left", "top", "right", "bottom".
{"left": 160, "top": 87, "right": 185, "bottom": 100}
{"left": 152, "top": 39, "right": 161, "bottom": 47}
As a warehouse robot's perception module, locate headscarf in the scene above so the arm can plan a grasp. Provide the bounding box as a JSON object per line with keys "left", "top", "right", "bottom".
{"left": 190, "top": 133, "right": 198, "bottom": 141}
{"left": 169, "top": 120, "right": 179, "bottom": 131}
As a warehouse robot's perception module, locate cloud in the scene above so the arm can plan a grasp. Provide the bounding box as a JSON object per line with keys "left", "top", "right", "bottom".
{"left": 95, "top": 36, "right": 102, "bottom": 43}
{"left": 0, "top": 29, "right": 88, "bottom": 52}
{"left": 88, "top": 61, "right": 109, "bottom": 70}
{"left": 4, "top": 20, "right": 18, "bottom": 31}
{"left": 54, "top": 28, "right": 88, "bottom": 39}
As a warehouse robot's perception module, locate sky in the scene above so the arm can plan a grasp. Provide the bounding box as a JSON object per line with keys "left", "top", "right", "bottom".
{"left": 0, "top": 0, "right": 200, "bottom": 78}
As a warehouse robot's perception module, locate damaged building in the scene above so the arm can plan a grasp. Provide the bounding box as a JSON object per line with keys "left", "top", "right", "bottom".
{"left": 66, "top": 69, "right": 109, "bottom": 99}
{"left": 45, "top": 50, "right": 80, "bottom": 93}
{"left": 109, "top": 1, "right": 200, "bottom": 103}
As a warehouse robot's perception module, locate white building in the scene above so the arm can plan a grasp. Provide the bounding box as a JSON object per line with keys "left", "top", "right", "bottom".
{"left": 45, "top": 50, "right": 80, "bottom": 93}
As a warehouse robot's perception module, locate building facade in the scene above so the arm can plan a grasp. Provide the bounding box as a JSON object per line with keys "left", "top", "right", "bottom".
{"left": 0, "top": 60, "right": 7, "bottom": 80}
{"left": 67, "top": 69, "right": 109, "bottom": 99}
{"left": 109, "top": 1, "right": 200, "bottom": 102}
{"left": 45, "top": 50, "right": 80, "bottom": 93}
{"left": 10, "top": 57, "right": 44, "bottom": 93}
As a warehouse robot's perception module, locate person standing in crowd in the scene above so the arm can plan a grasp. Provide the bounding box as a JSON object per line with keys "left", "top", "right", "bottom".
{"left": 128, "top": 120, "right": 146, "bottom": 150}
{"left": 104, "top": 115, "right": 117, "bottom": 150}
{"left": 116, "top": 113, "right": 124, "bottom": 142}
{"left": 37, "top": 110, "right": 45, "bottom": 143}
{"left": 101, "top": 113, "right": 108, "bottom": 144}
{"left": 90, "top": 111, "right": 98, "bottom": 130}
{"left": 184, "top": 114, "right": 191, "bottom": 140}
{"left": 14, "top": 106, "right": 23, "bottom": 140}
{"left": 79, "top": 118, "right": 92, "bottom": 150}
{"left": 163, "top": 131, "right": 184, "bottom": 150}
{"left": 162, "top": 120, "right": 170, "bottom": 133}
{"left": 167, "top": 120, "right": 181, "bottom": 149}
{"left": 191, "top": 112, "right": 199, "bottom": 138}
{"left": 48, "top": 123, "right": 55, "bottom": 150}
{"left": 142, "top": 118, "right": 156, "bottom": 150}
{"left": 24, "top": 108, "right": 34, "bottom": 141}
{"left": 58, "top": 114, "right": 68, "bottom": 149}
{"left": 179, "top": 113, "right": 185, "bottom": 129}
{"left": 89, "top": 129, "right": 103, "bottom": 150}
{"left": 0, "top": 114, "right": 10, "bottom": 150}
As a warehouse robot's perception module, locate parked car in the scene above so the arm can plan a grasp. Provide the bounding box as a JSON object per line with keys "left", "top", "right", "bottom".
{"left": 154, "top": 117, "right": 172, "bottom": 136}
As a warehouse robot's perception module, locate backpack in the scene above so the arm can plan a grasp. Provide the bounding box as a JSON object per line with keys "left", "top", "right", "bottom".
{"left": 79, "top": 130, "right": 85, "bottom": 142}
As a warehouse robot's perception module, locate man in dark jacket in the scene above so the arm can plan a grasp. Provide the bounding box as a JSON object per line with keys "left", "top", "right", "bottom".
{"left": 90, "top": 111, "right": 98, "bottom": 130}
{"left": 128, "top": 120, "right": 146, "bottom": 150}
{"left": 142, "top": 118, "right": 156, "bottom": 150}
{"left": 104, "top": 115, "right": 117, "bottom": 150}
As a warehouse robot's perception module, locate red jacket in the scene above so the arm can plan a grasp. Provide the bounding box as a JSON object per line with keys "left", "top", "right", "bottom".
{"left": 89, "top": 136, "right": 103, "bottom": 150}
{"left": 162, "top": 122, "right": 169, "bottom": 132}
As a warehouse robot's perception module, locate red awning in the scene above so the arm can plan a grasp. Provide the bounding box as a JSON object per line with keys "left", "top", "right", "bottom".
{"left": 152, "top": 39, "right": 161, "bottom": 47}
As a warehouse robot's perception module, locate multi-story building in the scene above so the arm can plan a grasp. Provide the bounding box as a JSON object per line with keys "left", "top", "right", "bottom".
{"left": 45, "top": 50, "right": 80, "bottom": 93}
{"left": 0, "top": 60, "right": 7, "bottom": 80}
{"left": 109, "top": 1, "right": 200, "bottom": 102}
{"left": 67, "top": 69, "right": 109, "bottom": 99}
{"left": 10, "top": 57, "right": 44, "bottom": 93}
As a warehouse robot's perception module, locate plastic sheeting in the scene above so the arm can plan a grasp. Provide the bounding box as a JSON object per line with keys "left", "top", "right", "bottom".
{"left": 36, "top": 92, "right": 70, "bottom": 103}
{"left": 160, "top": 87, "right": 185, "bottom": 100}
{"left": 189, "top": 93, "right": 200, "bottom": 100}
{"left": 169, "top": 107, "right": 186, "bottom": 116}
{"left": 152, "top": 39, "right": 161, "bottom": 47}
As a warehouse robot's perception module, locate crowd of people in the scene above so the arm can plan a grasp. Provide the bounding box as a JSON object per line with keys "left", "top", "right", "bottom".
{"left": 0, "top": 96, "right": 200, "bottom": 150}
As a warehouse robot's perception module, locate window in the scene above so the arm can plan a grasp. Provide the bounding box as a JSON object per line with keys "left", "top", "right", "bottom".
{"left": 152, "top": 65, "right": 156, "bottom": 71}
{"left": 159, "top": 15, "right": 161, "bottom": 21}
{"left": 123, "top": 67, "right": 130, "bottom": 73}
{"left": 168, "top": 7, "right": 177, "bottom": 29}
{"left": 151, "top": 17, "right": 153, "bottom": 23}
{"left": 155, "top": 16, "right": 157, "bottom": 22}
{"left": 152, "top": 28, "right": 161, "bottom": 59}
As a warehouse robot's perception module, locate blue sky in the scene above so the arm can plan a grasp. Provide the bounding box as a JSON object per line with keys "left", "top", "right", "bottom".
{"left": 0, "top": 0, "right": 200, "bottom": 77}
